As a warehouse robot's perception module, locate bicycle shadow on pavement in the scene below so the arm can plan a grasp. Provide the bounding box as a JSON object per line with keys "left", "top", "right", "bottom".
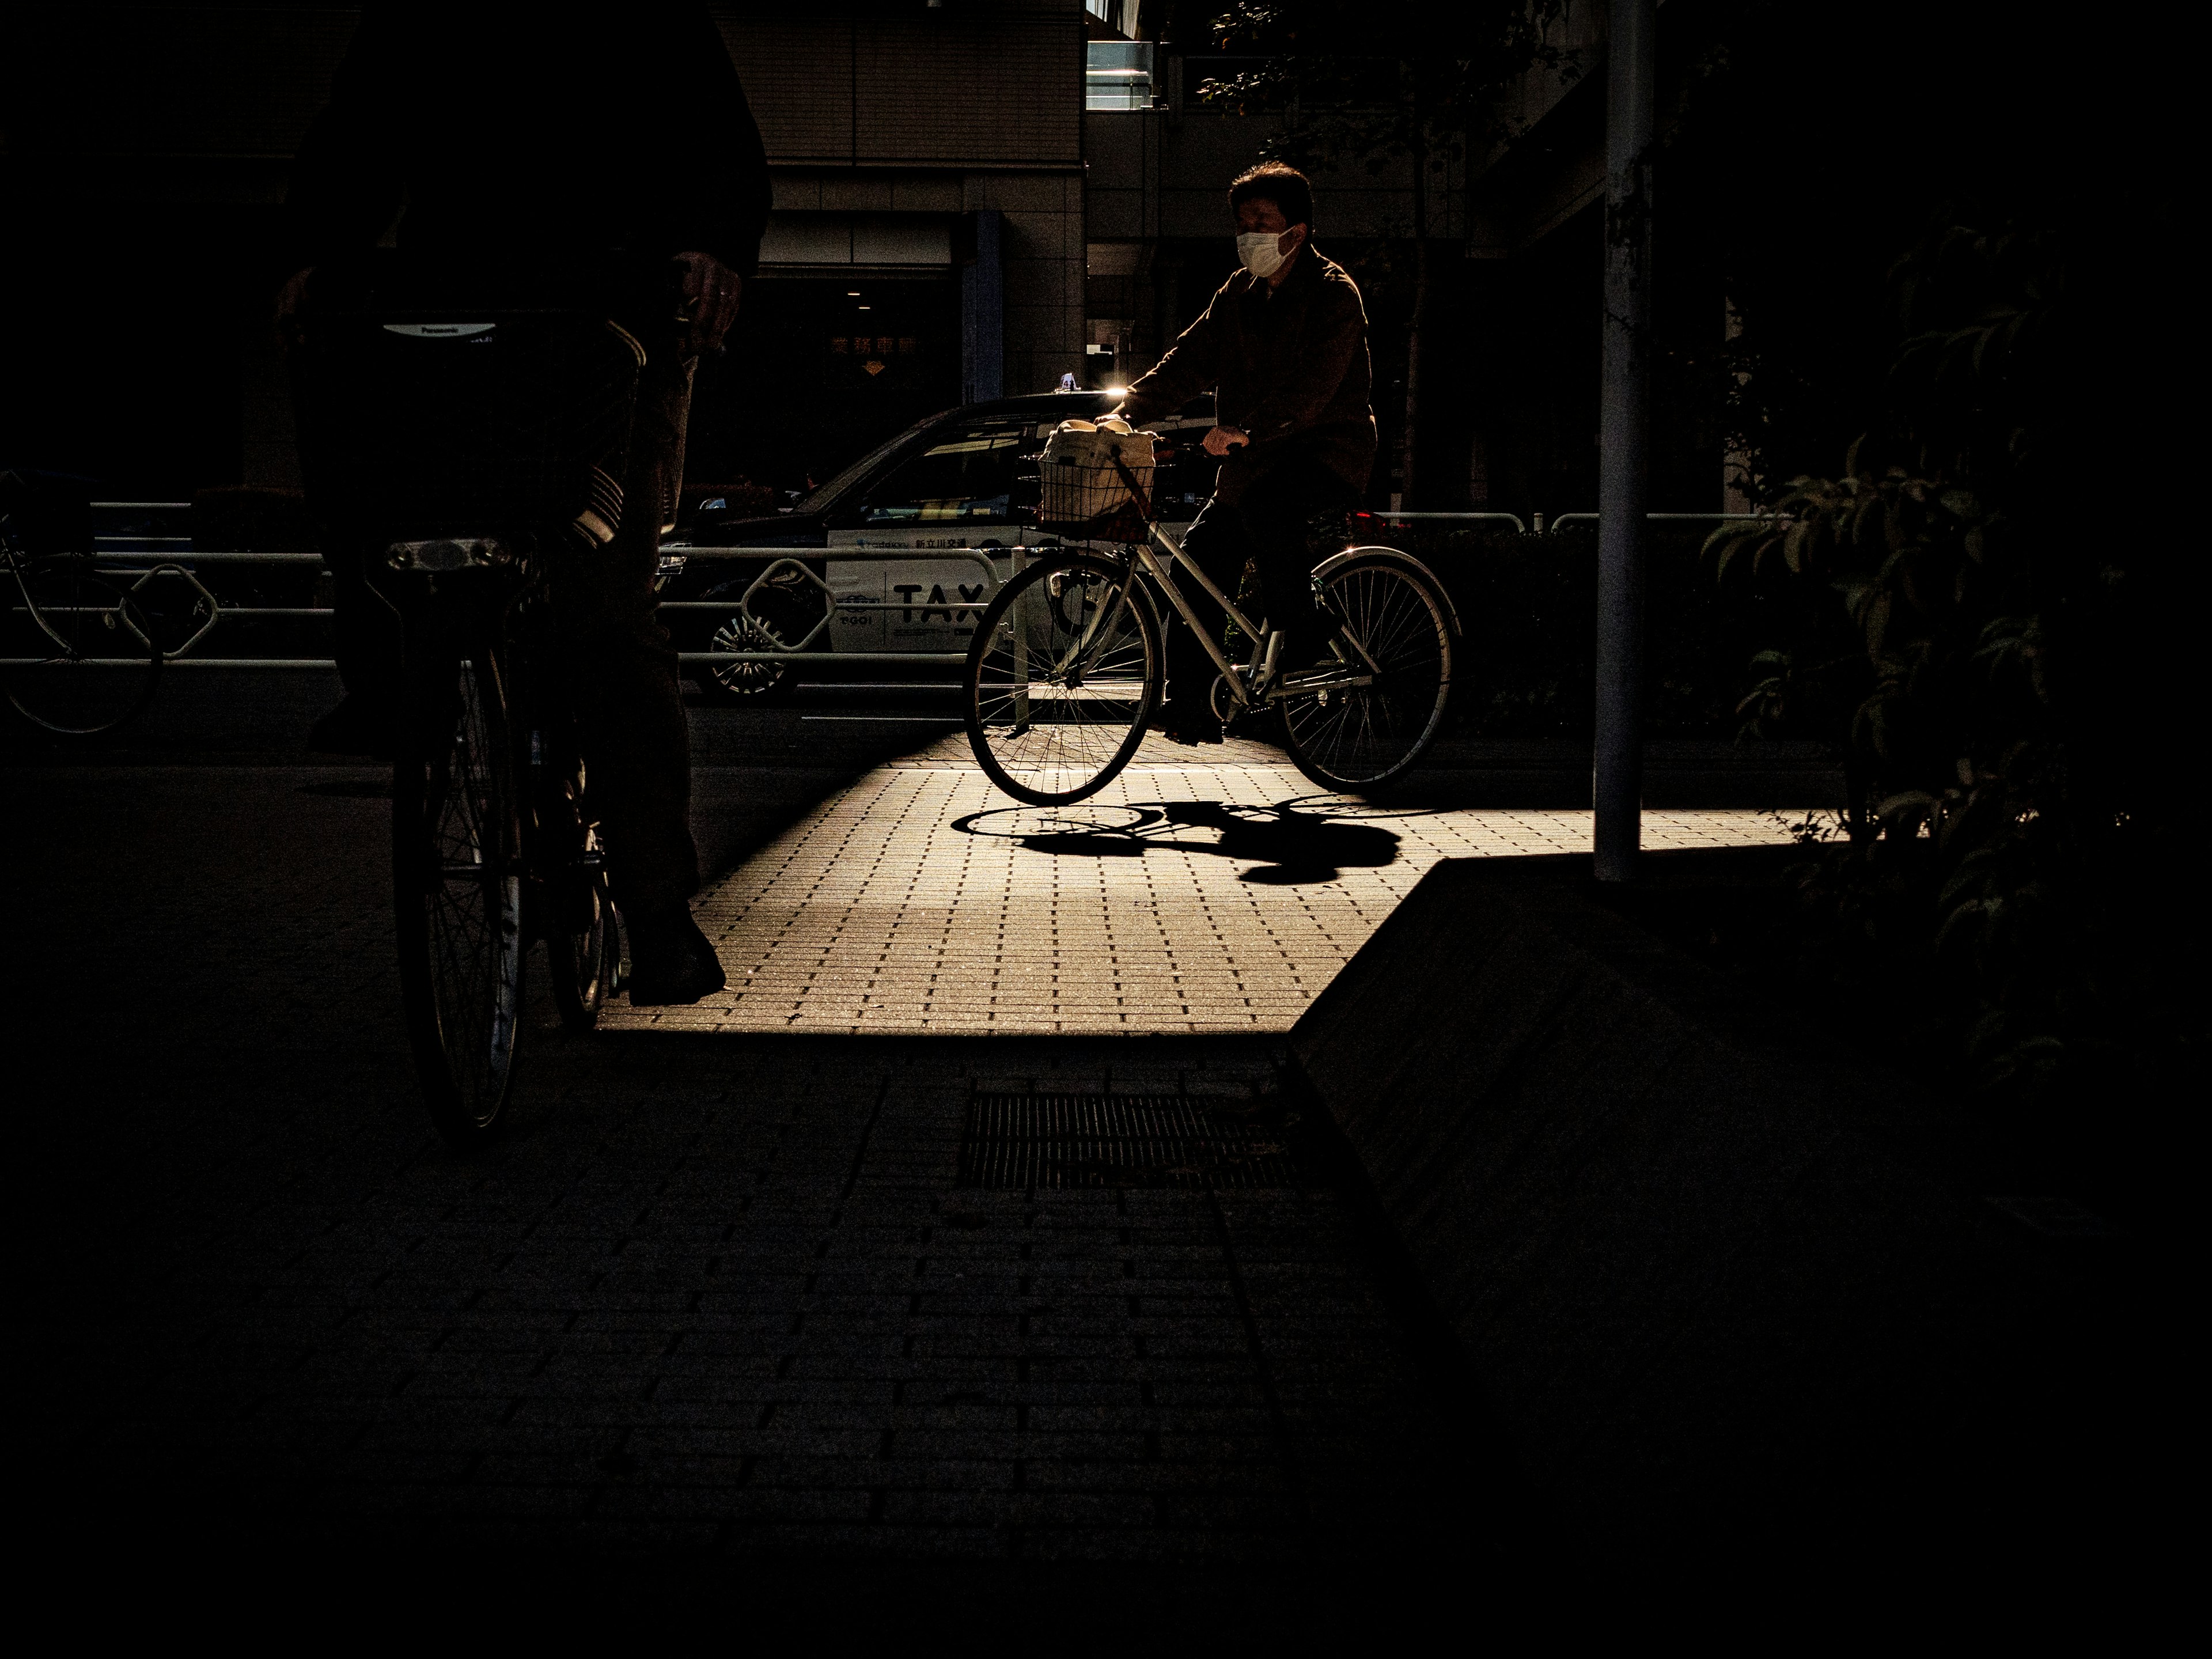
{"left": 952, "top": 796, "right": 1426, "bottom": 884}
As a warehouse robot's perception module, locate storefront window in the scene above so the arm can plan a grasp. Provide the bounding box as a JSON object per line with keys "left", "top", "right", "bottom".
{"left": 1086, "top": 41, "right": 1153, "bottom": 110}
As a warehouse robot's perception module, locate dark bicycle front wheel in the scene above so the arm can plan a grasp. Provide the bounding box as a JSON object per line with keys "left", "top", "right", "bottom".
{"left": 547, "top": 861, "right": 618, "bottom": 1029}
{"left": 963, "top": 552, "right": 1161, "bottom": 805}
{"left": 2, "top": 555, "right": 162, "bottom": 738}
{"left": 393, "top": 648, "right": 524, "bottom": 1148}
{"left": 538, "top": 749, "right": 619, "bottom": 1031}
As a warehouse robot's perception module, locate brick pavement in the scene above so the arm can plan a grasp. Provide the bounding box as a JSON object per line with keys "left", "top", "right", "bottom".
{"left": 10, "top": 760, "right": 1530, "bottom": 1602}
{"left": 622, "top": 728, "right": 1800, "bottom": 1035}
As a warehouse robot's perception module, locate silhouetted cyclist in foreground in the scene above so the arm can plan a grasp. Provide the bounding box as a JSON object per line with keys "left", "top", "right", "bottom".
{"left": 278, "top": 2, "right": 769, "bottom": 1003}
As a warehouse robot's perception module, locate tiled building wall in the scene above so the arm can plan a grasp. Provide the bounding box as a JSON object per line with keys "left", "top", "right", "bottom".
{"left": 718, "top": 2, "right": 1087, "bottom": 398}
{"left": 5, "top": 2, "right": 1091, "bottom": 483}
{"left": 964, "top": 171, "right": 1085, "bottom": 396}
{"left": 717, "top": 2, "right": 1080, "bottom": 168}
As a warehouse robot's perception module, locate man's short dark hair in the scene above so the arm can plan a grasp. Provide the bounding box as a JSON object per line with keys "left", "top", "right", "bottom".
{"left": 1229, "top": 162, "right": 1313, "bottom": 228}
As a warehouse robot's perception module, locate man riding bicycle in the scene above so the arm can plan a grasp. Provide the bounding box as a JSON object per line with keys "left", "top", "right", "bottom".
{"left": 278, "top": 3, "right": 768, "bottom": 1004}
{"left": 1112, "top": 162, "right": 1376, "bottom": 744}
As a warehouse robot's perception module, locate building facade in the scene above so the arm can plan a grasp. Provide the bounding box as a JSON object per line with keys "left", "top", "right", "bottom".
{"left": 2, "top": 1, "right": 1097, "bottom": 497}
{"left": 3, "top": 0, "right": 1638, "bottom": 512}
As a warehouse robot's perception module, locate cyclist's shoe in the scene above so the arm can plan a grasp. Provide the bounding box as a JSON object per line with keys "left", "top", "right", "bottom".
{"left": 625, "top": 906, "right": 727, "bottom": 1005}
{"left": 1147, "top": 700, "right": 1225, "bottom": 746}
{"left": 307, "top": 694, "right": 394, "bottom": 759}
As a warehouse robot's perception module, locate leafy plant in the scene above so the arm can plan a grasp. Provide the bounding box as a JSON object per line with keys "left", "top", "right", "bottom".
{"left": 1707, "top": 224, "right": 2186, "bottom": 1177}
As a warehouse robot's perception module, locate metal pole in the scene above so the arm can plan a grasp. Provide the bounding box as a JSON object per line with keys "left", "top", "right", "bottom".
{"left": 1593, "top": 0, "right": 1656, "bottom": 884}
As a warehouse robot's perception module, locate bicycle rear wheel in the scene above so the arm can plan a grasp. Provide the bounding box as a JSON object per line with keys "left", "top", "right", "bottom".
{"left": 393, "top": 649, "right": 524, "bottom": 1147}
{"left": 963, "top": 552, "right": 1161, "bottom": 805}
{"left": 1279, "top": 553, "right": 1453, "bottom": 791}
{"left": 3, "top": 556, "right": 162, "bottom": 738}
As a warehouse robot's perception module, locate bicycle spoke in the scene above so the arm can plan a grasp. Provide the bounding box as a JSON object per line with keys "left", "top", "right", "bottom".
{"left": 402, "top": 657, "right": 521, "bottom": 1138}
{"left": 1281, "top": 560, "right": 1450, "bottom": 789}
{"left": 967, "top": 559, "right": 1157, "bottom": 803}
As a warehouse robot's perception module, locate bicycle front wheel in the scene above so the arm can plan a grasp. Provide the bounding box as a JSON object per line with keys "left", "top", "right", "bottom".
{"left": 3, "top": 557, "right": 162, "bottom": 738}
{"left": 546, "top": 863, "right": 618, "bottom": 1029}
{"left": 393, "top": 650, "right": 524, "bottom": 1148}
{"left": 540, "top": 755, "right": 619, "bottom": 1032}
{"left": 1279, "top": 552, "right": 1454, "bottom": 791}
{"left": 963, "top": 553, "right": 1161, "bottom": 805}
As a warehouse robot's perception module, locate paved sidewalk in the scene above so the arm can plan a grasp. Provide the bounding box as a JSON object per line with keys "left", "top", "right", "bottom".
{"left": 618, "top": 729, "right": 1800, "bottom": 1035}
{"left": 9, "top": 760, "right": 1523, "bottom": 1603}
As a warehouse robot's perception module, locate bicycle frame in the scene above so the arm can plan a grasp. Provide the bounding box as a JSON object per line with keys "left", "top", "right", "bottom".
{"left": 1070, "top": 456, "right": 1373, "bottom": 711}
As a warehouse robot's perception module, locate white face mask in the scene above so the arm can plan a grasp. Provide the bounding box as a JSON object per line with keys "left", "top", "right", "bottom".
{"left": 1237, "top": 230, "right": 1290, "bottom": 280}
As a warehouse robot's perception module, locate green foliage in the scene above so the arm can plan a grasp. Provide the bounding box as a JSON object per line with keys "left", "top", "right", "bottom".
{"left": 1196, "top": 1, "right": 1577, "bottom": 171}
{"left": 1709, "top": 224, "right": 2185, "bottom": 1150}
{"left": 1709, "top": 459, "right": 2033, "bottom": 786}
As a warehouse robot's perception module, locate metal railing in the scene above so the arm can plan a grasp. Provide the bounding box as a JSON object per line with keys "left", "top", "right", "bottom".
{"left": 661, "top": 544, "right": 1012, "bottom": 667}
{"left": 1358, "top": 510, "right": 1781, "bottom": 534}
{"left": 44, "top": 503, "right": 1789, "bottom": 675}
{"left": 60, "top": 518, "right": 1028, "bottom": 671}
{"left": 1363, "top": 510, "right": 1530, "bottom": 533}
{"left": 1545, "top": 511, "right": 1776, "bottom": 532}
{"left": 1354, "top": 506, "right": 1787, "bottom": 533}
{"left": 59, "top": 503, "right": 331, "bottom": 667}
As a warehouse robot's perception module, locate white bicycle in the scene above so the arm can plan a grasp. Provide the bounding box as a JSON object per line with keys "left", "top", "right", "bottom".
{"left": 962, "top": 451, "right": 1457, "bottom": 805}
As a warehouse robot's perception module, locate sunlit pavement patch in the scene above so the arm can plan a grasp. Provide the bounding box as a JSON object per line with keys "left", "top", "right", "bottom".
{"left": 607, "top": 731, "right": 1804, "bottom": 1035}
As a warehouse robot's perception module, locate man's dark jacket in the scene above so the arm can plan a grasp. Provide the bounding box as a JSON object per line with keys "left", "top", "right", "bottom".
{"left": 283, "top": 3, "right": 770, "bottom": 278}
{"left": 1117, "top": 248, "right": 1376, "bottom": 503}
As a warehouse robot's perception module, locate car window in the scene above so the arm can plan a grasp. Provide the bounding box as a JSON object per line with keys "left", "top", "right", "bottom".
{"left": 794, "top": 414, "right": 945, "bottom": 516}
{"left": 857, "top": 417, "right": 1039, "bottom": 525}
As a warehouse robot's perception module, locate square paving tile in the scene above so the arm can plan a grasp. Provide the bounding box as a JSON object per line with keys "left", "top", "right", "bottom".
{"left": 608, "top": 733, "right": 1801, "bottom": 1036}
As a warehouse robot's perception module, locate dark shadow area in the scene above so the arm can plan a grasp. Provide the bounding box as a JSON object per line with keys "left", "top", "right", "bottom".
{"left": 13, "top": 736, "right": 2126, "bottom": 1614}
{"left": 2, "top": 675, "right": 963, "bottom": 903}
{"left": 1288, "top": 848, "right": 2160, "bottom": 1601}
{"left": 953, "top": 797, "right": 1410, "bottom": 884}
{"left": 1395, "top": 736, "right": 1847, "bottom": 810}
{"left": 296, "top": 777, "right": 390, "bottom": 797}
{"left": 18, "top": 996, "right": 1555, "bottom": 1616}
{"left": 1590, "top": 843, "right": 2165, "bottom": 1224}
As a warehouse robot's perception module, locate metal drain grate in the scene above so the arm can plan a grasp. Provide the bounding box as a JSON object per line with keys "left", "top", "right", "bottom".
{"left": 958, "top": 1093, "right": 1309, "bottom": 1190}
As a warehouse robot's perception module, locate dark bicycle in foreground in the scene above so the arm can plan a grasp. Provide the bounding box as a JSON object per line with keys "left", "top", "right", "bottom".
{"left": 301, "top": 260, "right": 643, "bottom": 1147}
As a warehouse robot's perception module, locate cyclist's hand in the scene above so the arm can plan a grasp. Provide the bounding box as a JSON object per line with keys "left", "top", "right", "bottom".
{"left": 274, "top": 267, "right": 313, "bottom": 357}
{"left": 1202, "top": 425, "right": 1250, "bottom": 457}
{"left": 674, "top": 251, "right": 741, "bottom": 357}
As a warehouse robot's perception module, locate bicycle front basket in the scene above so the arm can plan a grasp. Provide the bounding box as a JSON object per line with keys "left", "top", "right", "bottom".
{"left": 1037, "top": 426, "right": 1156, "bottom": 537}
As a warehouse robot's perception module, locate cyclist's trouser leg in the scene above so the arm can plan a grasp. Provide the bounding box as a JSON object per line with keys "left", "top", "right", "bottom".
{"left": 1233, "top": 475, "right": 1358, "bottom": 666}
{"left": 1164, "top": 495, "right": 1255, "bottom": 713}
{"left": 555, "top": 353, "right": 700, "bottom": 918}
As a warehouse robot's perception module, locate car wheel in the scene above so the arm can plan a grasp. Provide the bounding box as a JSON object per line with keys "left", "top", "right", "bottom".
{"left": 694, "top": 579, "right": 808, "bottom": 703}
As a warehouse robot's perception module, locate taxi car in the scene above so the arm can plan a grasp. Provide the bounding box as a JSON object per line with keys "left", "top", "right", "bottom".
{"left": 660, "top": 391, "right": 1217, "bottom": 698}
